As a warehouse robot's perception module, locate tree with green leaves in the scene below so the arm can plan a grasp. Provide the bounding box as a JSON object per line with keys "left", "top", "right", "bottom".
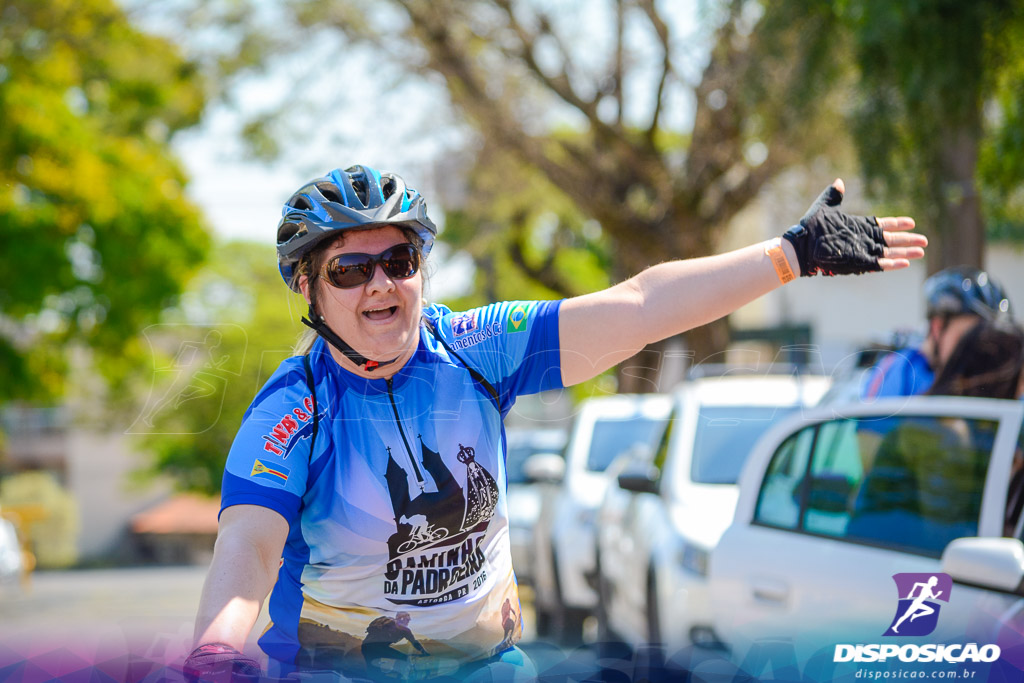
{"left": 0, "top": 0, "right": 210, "bottom": 403}
{"left": 842, "top": 0, "right": 1024, "bottom": 270}
{"left": 134, "top": 240, "right": 303, "bottom": 495}
{"left": 439, "top": 139, "right": 614, "bottom": 309}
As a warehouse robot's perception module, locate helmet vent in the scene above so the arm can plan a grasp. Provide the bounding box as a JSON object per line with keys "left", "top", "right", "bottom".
{"left": 277, "top": 221, "right": 303, "bottom": 244}
{"left": 287, "top": 194, "right": 313, "bottom": 211}
{"left": 381, "top": 178, "right": 396, "bottom": 199}
{"left": 315, "top": 182, "right": 345, "bottom": 205}
{"left": 351, "top": 179, "right": 369, "bottom": 206}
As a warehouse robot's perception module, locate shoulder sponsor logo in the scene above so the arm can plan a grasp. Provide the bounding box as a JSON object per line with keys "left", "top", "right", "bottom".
{"left": 449, "top": 321, "right": 503, "bottom": 351}
{"left": 506, "top": 303, "right": 529, "bottom": 333}
{"left": 262, "top": 395, "right": 321, "bottom": 458}
{"left": 251, "top": 458, "right": 291, "bottom": 485}
{"left": 451, "top": 312, "right": 477, "bottom": 336}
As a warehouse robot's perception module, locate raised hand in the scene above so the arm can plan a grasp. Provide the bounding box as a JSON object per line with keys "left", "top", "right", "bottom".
{"left": 783, "top": 178, "right": 926, "bottom": 276}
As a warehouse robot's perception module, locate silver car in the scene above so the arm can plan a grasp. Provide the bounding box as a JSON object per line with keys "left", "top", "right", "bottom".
{"left": 505, "top": 428, "right": 568, "bottom": 585}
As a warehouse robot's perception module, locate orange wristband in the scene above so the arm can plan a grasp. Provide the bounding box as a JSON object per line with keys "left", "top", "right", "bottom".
{"left": 765, "top": 237, "right": 796, "bottom": 284}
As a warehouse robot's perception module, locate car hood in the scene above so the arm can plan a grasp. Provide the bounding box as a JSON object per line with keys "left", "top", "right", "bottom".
{"left": 668, "top": 484, "right": 740, "bottom": 549}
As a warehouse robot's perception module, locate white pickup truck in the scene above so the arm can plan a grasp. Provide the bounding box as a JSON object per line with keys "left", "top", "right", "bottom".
{"left": 708, "top": 396, "right": 1024, "bottom": 678}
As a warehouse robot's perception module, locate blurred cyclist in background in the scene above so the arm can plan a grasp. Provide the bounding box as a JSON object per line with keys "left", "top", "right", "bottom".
{"left": 927, "top": 319, "right": 1024, "bottom": 400}
{"left": 923, "top": 318, "right": 1024, "bottom": 537}
{"left": 863, "top": 266, "right": 1013, "bottom": 399}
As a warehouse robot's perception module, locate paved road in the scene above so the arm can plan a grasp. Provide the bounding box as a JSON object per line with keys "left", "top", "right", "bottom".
{"left": 0, "top": 566, "right": 625, "bottom": 682}
{"left": 1, "top": 566, "right": 207, "bottom": 635}
{"left": 0, "top": 566, "right": 541, "bottom": 649}
{"left": 0, "top": 566, "right": 209, "bottom": 674}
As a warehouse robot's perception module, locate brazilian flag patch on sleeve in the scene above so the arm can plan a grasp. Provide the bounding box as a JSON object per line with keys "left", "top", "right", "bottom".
{"left": 506, "top": 303, "right": 530, "bottom": 333}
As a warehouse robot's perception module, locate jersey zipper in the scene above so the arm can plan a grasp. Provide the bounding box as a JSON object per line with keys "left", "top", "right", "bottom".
{"left": 386, "top": 377, "right": 425, "bottom": 490}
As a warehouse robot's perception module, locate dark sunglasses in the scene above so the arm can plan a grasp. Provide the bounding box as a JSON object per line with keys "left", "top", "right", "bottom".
{"left": 320, "top": 243, "right": 421, "bottom": 289}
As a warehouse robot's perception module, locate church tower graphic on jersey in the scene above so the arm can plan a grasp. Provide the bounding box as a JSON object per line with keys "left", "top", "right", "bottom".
{"left": 383, "top": 439, "right": 499, "bottom": 559}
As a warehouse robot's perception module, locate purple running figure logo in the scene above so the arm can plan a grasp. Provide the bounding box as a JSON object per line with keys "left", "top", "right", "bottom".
{"left": 883, "top": 573, "right": 952, "bottom": 637}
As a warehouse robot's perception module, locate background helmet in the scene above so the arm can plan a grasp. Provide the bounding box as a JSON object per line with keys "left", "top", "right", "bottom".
{"left": 924, "top": 266, "right": 1013, "bottom": 321}
{"left": 276, "top": 165, "right": 437, "bottom": 291}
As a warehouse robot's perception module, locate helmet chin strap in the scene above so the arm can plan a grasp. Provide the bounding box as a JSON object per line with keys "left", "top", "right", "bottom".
{"left": 301, "top": 305, "right": 398, "bottom": 372}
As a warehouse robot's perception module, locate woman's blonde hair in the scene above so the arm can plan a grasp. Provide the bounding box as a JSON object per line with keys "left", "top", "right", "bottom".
{"left": 293, "top": 326, "right": 321, "bottom": 357}
{"left": 293, "top": 227, "right": 428, "bottom": 356}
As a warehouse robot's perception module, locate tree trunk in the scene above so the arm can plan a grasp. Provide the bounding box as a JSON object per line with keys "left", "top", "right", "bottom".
{"left": 684, "top": 316, "right": 732, "bottom": 369}
{"left": 929, "top": 120, "right": 984, "bottom": 274}
{"left": 615, "top": 337, "right": 676, "bottom": 394}
{"left": 613, "top": 317, "right": 731, "bottom": 394}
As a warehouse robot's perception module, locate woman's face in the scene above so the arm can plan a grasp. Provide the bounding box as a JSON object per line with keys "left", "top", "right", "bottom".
{"left": 301, "top": 226, "right": 423, "bottom": 375}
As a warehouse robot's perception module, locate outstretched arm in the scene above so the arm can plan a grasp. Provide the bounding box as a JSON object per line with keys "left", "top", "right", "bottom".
{"left": 558, "top": 179, "right": 925, "bottom": 386}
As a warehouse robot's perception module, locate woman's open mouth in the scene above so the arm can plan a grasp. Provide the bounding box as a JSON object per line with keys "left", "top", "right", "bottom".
{"left": 362, "top": 306, "right": 398, "bottom": 321}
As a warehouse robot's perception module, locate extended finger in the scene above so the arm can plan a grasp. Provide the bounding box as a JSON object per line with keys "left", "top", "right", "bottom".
{"left": 877, "top": 258, "right": 911, "bottom": 271}
{"left": 882, "top": 246, "right": 926, "bottom": 261}
{"left": 877, "top": 216, "right": 916, "bottom": 231}
{"left": 883, "top": 230, "right": 928, "bottom": 248}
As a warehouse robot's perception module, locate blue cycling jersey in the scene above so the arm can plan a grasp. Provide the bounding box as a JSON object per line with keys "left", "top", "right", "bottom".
{"left": 861, "top": 346, "right": 934, "bottom": 399}
{"left": 220, "top": 300, "right": 563, "bottom": 675}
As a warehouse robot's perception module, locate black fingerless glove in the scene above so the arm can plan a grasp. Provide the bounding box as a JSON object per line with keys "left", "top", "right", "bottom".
{"left": 782, "top": 183, "right": 885, "bottom": 277}
{"left": 183, "top": 643, "right": 262, "bottom": 683}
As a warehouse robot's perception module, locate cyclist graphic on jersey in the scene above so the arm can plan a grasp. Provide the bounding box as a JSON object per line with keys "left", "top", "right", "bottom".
{"left": 384, "top": 437, "right": 465, "bottom": 558}
{"left": 361, "top": 612, "right": 429, "bottom": 676}
{"left": 501, "top": 599, "right": 517, "bottom": 645}
{"left": 399, "top": 514, "right": 430, "bottom": 541}
{"left": 891, "top": 576, "right": 943, "bottom": 634}
{"left": 383, "top": 439, "right": 500, "bottom": 558}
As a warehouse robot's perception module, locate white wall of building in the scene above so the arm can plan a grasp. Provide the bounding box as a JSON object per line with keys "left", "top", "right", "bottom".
{"left": 66, "top": 432, "right": 171, "bottom": 560}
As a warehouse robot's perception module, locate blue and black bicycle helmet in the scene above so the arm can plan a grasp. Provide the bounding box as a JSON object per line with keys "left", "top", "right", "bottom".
{"left": 924, "top": 266, "right": 1012, "bottom": 321}
{"left": 276, "top": 165, "right": 437, "bottom": 292}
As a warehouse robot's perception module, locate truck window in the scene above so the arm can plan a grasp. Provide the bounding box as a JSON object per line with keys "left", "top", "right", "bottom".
{"left": 756, "top": 415, "right": 999, "bottom": 557}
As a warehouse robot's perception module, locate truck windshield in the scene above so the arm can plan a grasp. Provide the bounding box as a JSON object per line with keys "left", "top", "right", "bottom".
{"left": 690, "top": 405, "right": 798, "bottom": 484}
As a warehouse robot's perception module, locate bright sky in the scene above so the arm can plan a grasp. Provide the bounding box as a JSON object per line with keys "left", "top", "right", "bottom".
{"left": 172, "top": 70, "right": 462, "bottom": 242}
{"left": 169, "top": 40, "right": 476, "bottom": 297}
{"left": 174, "top": 117, "right": 478, "bottom": 299}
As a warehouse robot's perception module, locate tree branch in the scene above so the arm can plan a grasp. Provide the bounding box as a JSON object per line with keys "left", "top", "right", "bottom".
{"left": 638, "top": 0, "right": 672, "bottom": 148}
{"left": 397, "top": 2, "right": 614, "bottom": 210}
{"left": 613, "top": 0, "right": 625, "bottom": 127}
{"left": 492, "top": 0, "right": 598, "bottom": 120}
{"left": 684, "top": 4, "right": 747, "bottom": 195}
{"left": 489, "top": 0, "right": 664, "bottom": 190}
{"left": 505, "top": 212, "right": 580, "bottom": 298}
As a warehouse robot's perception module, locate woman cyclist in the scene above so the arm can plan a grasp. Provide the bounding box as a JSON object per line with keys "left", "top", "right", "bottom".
{"left": 863, "top": 266, "right": 1013, "bottom": 399}
{"left": 184, "top": 166, "right": 924, "bottom": 681}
